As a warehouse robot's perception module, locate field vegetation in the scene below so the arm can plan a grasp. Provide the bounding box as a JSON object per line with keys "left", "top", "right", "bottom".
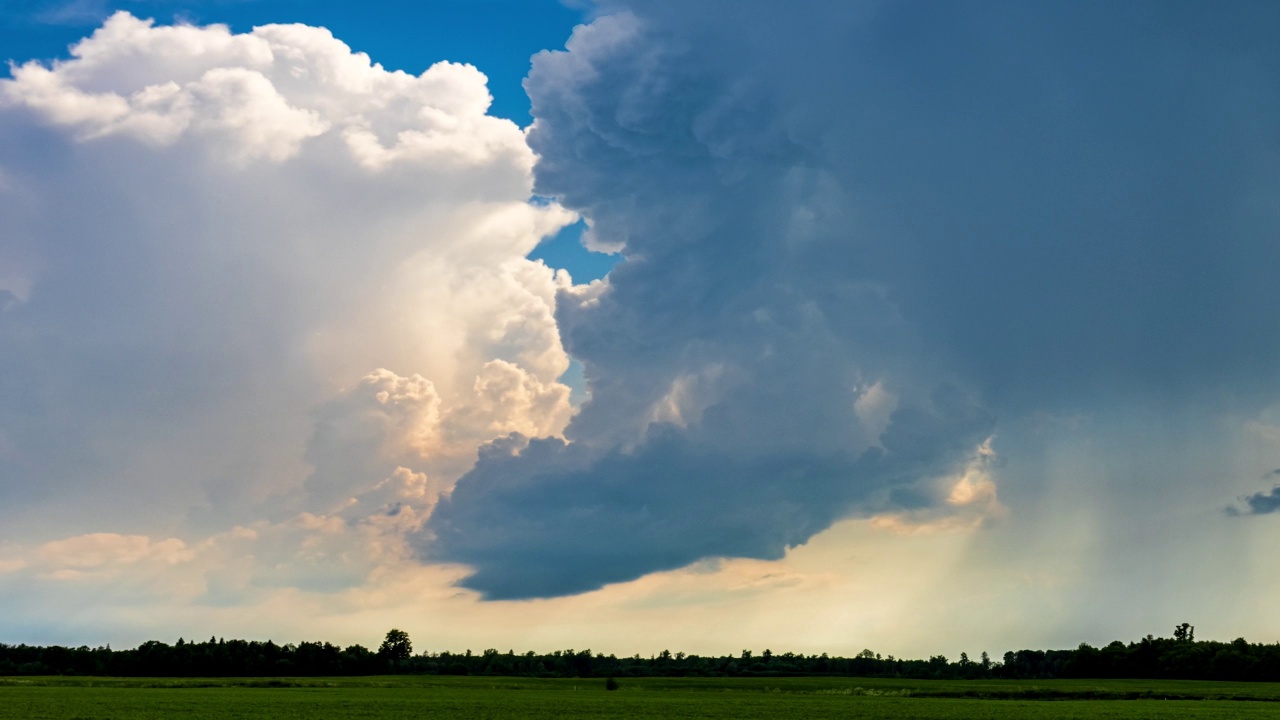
{"left": 4, "top": 674, "right": 1280, "bottom": 719}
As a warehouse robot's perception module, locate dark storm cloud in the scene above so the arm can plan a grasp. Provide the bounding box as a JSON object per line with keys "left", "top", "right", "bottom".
{"left": 1228, "top": 486, "right": 1280, "bottom": 517}
{"left": 421, "top": 0, "right": 1280, "bottom": 597}
{"left": 1227, "top": 469, "right": 1280, "bottom": 516}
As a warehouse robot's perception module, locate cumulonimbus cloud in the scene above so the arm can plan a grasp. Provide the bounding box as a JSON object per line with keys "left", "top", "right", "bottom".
{"left": 421, "top": 8, "right": 1000, "bottom": 599}
{"left": 422, "top": 1, "right": 1280, "bottom": 599}
{"left": 4, "top": 3, "right": 1279, "bottom": 630}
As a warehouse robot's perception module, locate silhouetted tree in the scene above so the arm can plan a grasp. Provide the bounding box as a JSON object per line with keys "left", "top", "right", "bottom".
{"left": 378, "top": 629, "right": 413, "bottom": 662}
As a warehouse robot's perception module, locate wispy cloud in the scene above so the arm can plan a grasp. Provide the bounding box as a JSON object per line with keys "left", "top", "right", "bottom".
{"left": 31, "top": 0, "right": 113, "bottom": 25}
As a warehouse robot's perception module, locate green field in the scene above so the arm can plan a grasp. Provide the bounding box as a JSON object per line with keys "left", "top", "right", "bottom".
{"left": 3, "top": 675, "right": 1280, "bottom": 719}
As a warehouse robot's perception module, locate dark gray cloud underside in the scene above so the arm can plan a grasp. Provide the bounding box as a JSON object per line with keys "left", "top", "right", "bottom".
{"left": 429, "top": 388, "right": 993, "bottom": 600}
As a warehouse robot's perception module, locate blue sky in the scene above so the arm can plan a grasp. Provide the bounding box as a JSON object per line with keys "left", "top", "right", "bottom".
{"left": 1, "top": 0, "right": 1279, "bottom": 658}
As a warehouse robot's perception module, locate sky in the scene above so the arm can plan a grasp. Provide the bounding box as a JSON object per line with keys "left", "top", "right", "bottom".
{"left": 1, "top": 0, "right": 1279, "bottom": 660}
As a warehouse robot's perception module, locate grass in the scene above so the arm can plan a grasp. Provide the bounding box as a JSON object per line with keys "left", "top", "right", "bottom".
{"left": 3, "top": 675, "right": 1280, "bottom": 719}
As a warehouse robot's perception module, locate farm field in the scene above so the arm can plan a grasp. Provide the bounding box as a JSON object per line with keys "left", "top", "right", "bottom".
{"left": 3, "top": 675, "right": 1280, "bottom": 719}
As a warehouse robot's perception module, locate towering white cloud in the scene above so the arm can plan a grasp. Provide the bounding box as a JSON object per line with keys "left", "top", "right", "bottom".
{"left": 0, "top": 12, "right": 575, "bottom": 550}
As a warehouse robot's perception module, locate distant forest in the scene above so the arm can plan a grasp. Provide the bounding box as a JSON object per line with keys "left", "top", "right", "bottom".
{"left": 4, "top": 624, "right": 1280, "bottom": 682}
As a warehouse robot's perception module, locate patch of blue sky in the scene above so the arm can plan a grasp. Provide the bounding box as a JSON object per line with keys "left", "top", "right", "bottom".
{"left": 558, "top": 357, "right": 588, "bottom": 406}
{"left": 0, "top": 0, "right": 585, "bottom": 125}
{"left": 525, "top": 218, "right": 619, "bottom": 406}
{"left": 526, "top": 219, "right": 621, "bottom": 285}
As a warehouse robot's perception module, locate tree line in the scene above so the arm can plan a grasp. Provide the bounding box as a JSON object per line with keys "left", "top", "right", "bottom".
{"left": 4, "top": 624, "right": 1280, "bottom": 681}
